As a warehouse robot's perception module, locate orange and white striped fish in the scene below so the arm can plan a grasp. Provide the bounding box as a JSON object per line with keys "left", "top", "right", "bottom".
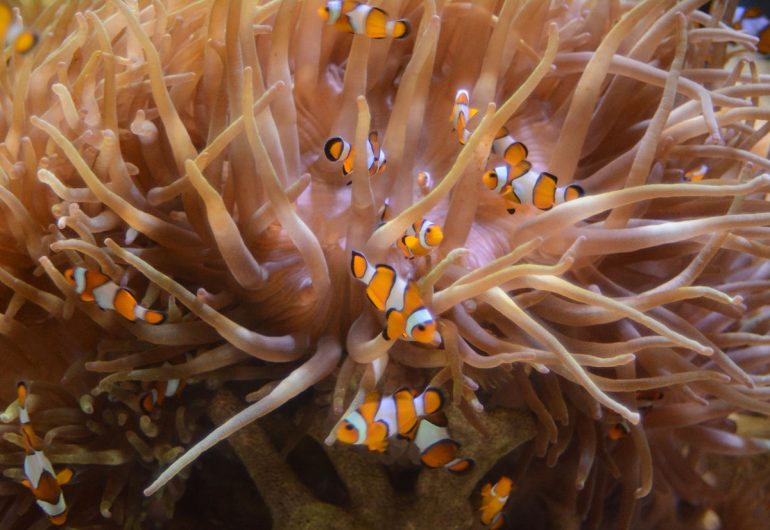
{"left": 450, "top": 89, "right": 477, "bottom": 145}
{"left": 324, "top": 132, "right": 386, "bottom": 183}
{"left": 492, "top": 126, "right": 528, "bottom": 167}
{"left": 607, "top": 422, "right": 630, "bottom": 441}
{"left": 336, "top": 387, "right": 445, "bottom": 452}
{"left": 413, "top": 417, "right": 475, "bottom": 474}
{"left": 317, "top": 1, "right": 410, "bottom": 39}
{"left": 482, "top": 162, "right": 584, "bottom": 214}
{"left": 16, "top": 383, "right": 72, "bottom": 526}
{"left": 480, "top": 476, "right": 513, "bottom": 529}
{"left": 350, "top": 251, "right": 441, "bottom": 345}
{"left": 683, "top": 163, "right": 708, "bottom": 182}
{"left": 733, "top": 5, "right": 770, "bottom": 54}
{"left": 397, "top": 219, "right": 444, "bottom": 259}
{"left": 64, "top": 267, "right": 166, "bottom": 324}
{"left": 0, "top": 2, "right": 38, "bottom": 54}
{"left": 139, "top": 377, "right": 187, "bottom": 414}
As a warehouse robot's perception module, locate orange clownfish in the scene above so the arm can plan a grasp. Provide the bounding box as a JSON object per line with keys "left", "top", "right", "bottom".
{"left": 482, "top": 162, "right": 584, "bottom": 214}
{"left": 336, "top": 387, "right": 445, "bottom": 452}
{"left": 480, "top": 476, "right": 513, "bottom": 529}
{"left": 683, "top": 163, "right": 708, "bottom": 182}
{"left": 0, "top": 2, "right": 38, "bottom": 54}
{"left": 139, "top": 377, "right": 187, "bottom": 414}
{"left": 317, "top": 1, "right": 410, "bottom": 39}
{"left": 413, "top": 417, "right": 475, "bottom": 474}
{"left": 492, "top": 126, "right": 528, "bottom": 167}
{"left": 350, "top": 251, "right": 441, "bottom": 345}
{"left": 607, "top": 422, "right": 630, "bottom": 441}
{"left": 732, "top": 6, "right": 770, "bottom": 54}
{"left": 324, "top": 132, "right": 386, "bottom": 183}
{"left": 450, "top": 89, "right": 477, "bottom": 145}
{"left": 64, "top": 267, "right": 167, "bottom": 324}
{"left": 396, "top": 219, "right": 444, "bottom": 259}
{"left": 16, "top": 383, "right": 72, "bottom": 526}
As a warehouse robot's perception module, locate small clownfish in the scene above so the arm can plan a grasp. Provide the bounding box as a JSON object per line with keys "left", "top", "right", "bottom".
{"left": 63, "top": 267, "right": 167, "bottom": 325}
{"left": 317, "top": 1, "right": 410, "bottom": 39}
{"left": 482, "top": 162, "right": 584, "bottom": 214}
{"left": 492, "top": 126, "right": 528, "bottom": 167}
{"left": 350, "top": 251, "right": 441, "bottom": 345}
{"left": 480, "top": 476, "right": 514, "bottom": 529}
{"left": 450, "top": 89, "right": 477, "bottom": 145}
{"left": 607, "top": 422, "right": 630, "bottom": 441}
{"left": 0, "top": 3, "right": 38, "bottom": 55}
{"left": 324, "top": 132, "right": 386, "bottom": 183}
{"left": 417, "top": 171, "right": 432, "bottom": 194}
{"left": 683, "top": 163, "right": 708, "bottom": 182}
{"left": 16, "top": 383, "right": 72, "bottom": 526}
{"left": 412, "top": 417, "right": 475, "bottom": 474}
{"left": 336, "top": 387, "right": 445, "bottom": 452}
{"left": 733, "top": 6, "right": 770, "bottom": 54}
{"left": 139, "top": 377, "right": 187, "bottom": 414}
{"left": 396, "top": 219, "right": 444, "bottom": 259}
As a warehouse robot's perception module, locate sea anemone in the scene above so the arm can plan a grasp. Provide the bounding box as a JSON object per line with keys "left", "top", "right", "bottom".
{"left": 1, "top": 0, "right": 770, "bottom": 528}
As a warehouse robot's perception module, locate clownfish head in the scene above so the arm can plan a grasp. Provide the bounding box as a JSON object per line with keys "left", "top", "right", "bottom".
{"left": 336, "top": 420, "right": 360, "bottom": 445}
{"left": 423, "top": 224, "right": 443, "bottom": 247}
{"left": 63, "top": 268, "right": 76, "bottom": 285}
{"left": 482, "top": 169, "right": 499, "bottom": 191}
{"left": 497, "top": 476, "right": 514, "bottom": 497}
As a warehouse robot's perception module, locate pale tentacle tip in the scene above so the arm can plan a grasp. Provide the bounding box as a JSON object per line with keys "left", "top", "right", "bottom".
{"left": 627, "top": 412, "right": 641, "bottom": 425}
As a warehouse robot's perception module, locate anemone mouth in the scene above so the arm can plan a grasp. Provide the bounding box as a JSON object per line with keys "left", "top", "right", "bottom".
{"left": 1, "top": 0, "right": 770, "bottom": 528}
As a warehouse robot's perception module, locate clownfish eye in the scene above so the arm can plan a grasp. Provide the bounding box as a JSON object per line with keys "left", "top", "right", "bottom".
{"left": 426, "top": 227, "right": 432, "bottom": 233}
{"left": 344, "top": 423, "right": 354, "bottom": 430}
{"left": 417, "top": 324, "right": 425, "bottom": 331}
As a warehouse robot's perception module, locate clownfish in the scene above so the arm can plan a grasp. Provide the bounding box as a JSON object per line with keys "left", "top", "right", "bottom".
{"left": 450, "top": 89, "right": 477, "bottom": 145}
{"left": 336, "top": 387, "right": 445, "bottom": 452}
{"left": 139, "top": 377, "right": 187, "bottom": 414}
{"left": 64, "top": 267, "right": 167, "bottom": 324}
{"left": 480, "top": 476, "right": 513, "bottom": 529}
{"left": 16, "top": 383, "right": 72, "bottom": 526}
{"left": 396, "top": 219, "right": 444, "bottom": 259}
{"left": 350, "top": 251, "right": 441, "bottom": 345}
{"left": 733, "top": 6, "right": 770, "bottom": 54}
{"left": 492, "top": 126, "right": 528, "bottom": 167}
{"left": 324, "top": 132, "right": 386, "bottom": 183}
{"left": 607, "top": 422, "right": 630, "bottom": 441}
{"left": 412, "top": 417, "right": 475, "bottom": 474}
{"left": 482, "top": 162, "right": 584, "bottom": 214}
{"left": 683, "top": 163, "right": 708, "bottom": 182}
{"left": 317, "top": 1, "right": 410, "bottom": 39}
{"left": 417, "top": 171, "right": 432, "bottom": 194}
{"left": 0, "top": 2, "right": 38, "bottom": 55}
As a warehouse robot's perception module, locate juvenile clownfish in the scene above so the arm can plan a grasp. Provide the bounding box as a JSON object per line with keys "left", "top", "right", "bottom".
{"left": 139, "top": 377, "right": 187, "bottom": 414}
{"left": 450, "top": 89, "right": 477, "bottom": 145}
{"left": 324, "top": 132, "right": 386, "bottom": 183}
{"left": 482, "top": 162, "right": 584, "bottom": 214}
{"left": 492, "top": 126, "right": 528, "bottom": 167}
{"left": 0, "top": 2, "right": 38, "bottom": 55}
{"left": 733, "top": 6, "right": 770, "bottom": 54}
{"left": 396, "top": 219, "right": 444, "bottom": 259}
{"left": 317, "top": 1, "right": 410, "bottom": 39}
{"left": 607, "top": 422, "right": 630, "bottom": 441}
{"left": 16, "top": 383, "right": 72, "bottom": 526}
{"left": 683, "top": 163, "right": 708, "bottom": 182}
{"left": 480, "top": 476, "right": 514, "bottom": 530}
{"left": 350, "top": 251, "right": 441, "bottom": 345}
{"left": 417, "top": 171, "right": 432, "bottom": 195}
{"left": 336, "top": 387, "right": 445, "bottom": 452}
{"left": 412, "top": 416, "right": 475, "bottom": 474}
{"left": 63, "top": 267, "right": 167, "bottom": 325}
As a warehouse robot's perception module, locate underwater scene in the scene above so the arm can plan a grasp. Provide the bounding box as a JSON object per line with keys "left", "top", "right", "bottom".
{"left": 1, "top": 0, "right": 770, "bottom": 528}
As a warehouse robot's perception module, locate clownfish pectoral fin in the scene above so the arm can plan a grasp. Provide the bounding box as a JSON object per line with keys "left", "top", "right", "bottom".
{"left": 56, "top": 468, "right": 73, "bottom": 486}
{"left": 383, "top": 308, "right": 406, "bottom": 341}
{"left": 366, "top": 421, "right": 389, "bottom": 452}
{"left": 469, "top": 107, "right": 478, "bottom": 119}
{"left": 532, "top": 173, "right": 557, "bottom": 210}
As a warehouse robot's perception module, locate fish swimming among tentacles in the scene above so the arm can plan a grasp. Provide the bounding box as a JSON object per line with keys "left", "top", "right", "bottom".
{"left": 482, "top": 162, "right": 584, "bottom": 214}
{"left": 64, "top": 266, "right": 167, "bottom": 324}
{"left": 607, "top": 421, "right": 630, "bottom": 441}
{"left": 139, "top": 376, "right": 188, "bottom": 414}
{"left": 732, "top": 5, "right": 770, "bottom": 54}
{"left": 397, "top": 219, "right": 444, "bottom": 259}
{"left": 412, "top": 416, "right": 475, "bottom": 474}
{"left": 317, "top": 1, "right": 410, "bottom": 39}
{"left": 450, "top": 89, "right": 477, "bottom": 145}
{"left": 324, "top": 132, "right": 386, "bottom": 183}
{"left": 16, "top": 382, "right": 72, "bottom": 526}
{"left": 491, "top": 126, "right": 528, "bottom": 167}
{"left": 336, "top": 387, "right": 445, "bottom": 452}
{"left": 0, "top": 2, "right": 38, "bottom": 54}
{"left": 350, "top": 251, "right": 441, "bottom": 345}
{"left": 417, "top": 171, "right": 433, "bottom": 194}
{"left": 480, "top": 476, "right": 513, "bottom": 529}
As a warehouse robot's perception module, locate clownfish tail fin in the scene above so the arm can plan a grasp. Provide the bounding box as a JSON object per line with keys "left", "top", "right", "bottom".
{"left": 446, "top": 457, "right": 475, "bottom": 475}
{"left": 389, "top": 19, "right": 410, "bottom": 39}
{"left": 142, "top": 309, "right": 167, "bottom": 325}
{"left": 564, "top": 184, "right": 584, "bottom": 201}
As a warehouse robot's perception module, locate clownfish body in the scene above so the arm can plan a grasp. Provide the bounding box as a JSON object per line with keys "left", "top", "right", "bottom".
{"left": 336, "top": 387, "right": 445, "bottom": 452}
{"left": 607, "top": 422, "right": 630, "bottom": 441}
{"left": 140, "top": 377, "right": 187, "bottom": 414}
{"left": 733, "top": 6, "right": 770, "bottom": 54}
{"left": 64, "top": 267, "right": 167, "bottom": 325}
{"left": 492, "top": 126, "right": 528, "bottom": 167}
{"left": 482, "top": 163, "right": 584, "bottom": 214}
{"left": 684, "top": 163, "right": 708, "bottom": 182}
{"left": 480, "top": 476, "right": 513, "bottom": 529}
{"left": 324, "top": 132, "right": 386, "bottom": 183}
{"left": 450, "top": 89, "right": 477, "bottom": 145}
{"left": 397, "top": 219, "right": 444, "bottom": 259}
{"left": 413, "top": 417, "right": 475, "bottom": 474}
{"left": 16, "top": 383, "right": 72, "bottom": 526}
{"left": 350, "top": 251, "right": 441, "bottom": 345}
{"left": 0, "top": 3, "right": 38, "bottom": 55}
{"left": 317, "top": 1, "right": 410, "bottom": 39}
